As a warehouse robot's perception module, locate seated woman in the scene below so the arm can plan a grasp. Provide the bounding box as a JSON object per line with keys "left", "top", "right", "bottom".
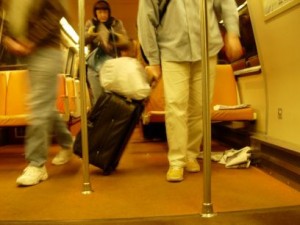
{"left": 85, "top": 0, "right": 130, "bottom": 105}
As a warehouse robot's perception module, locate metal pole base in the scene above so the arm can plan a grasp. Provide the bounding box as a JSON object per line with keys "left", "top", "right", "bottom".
{"left": 201, "top": 203, "right": 217, "bottom": 218}
{"left": 82, "top": 182, "right": 93, "bottom": 195}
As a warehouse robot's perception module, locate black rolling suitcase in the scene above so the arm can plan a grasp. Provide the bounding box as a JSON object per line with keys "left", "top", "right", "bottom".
{"left": 73, "top": 91, "right": 144, "bottom": 175}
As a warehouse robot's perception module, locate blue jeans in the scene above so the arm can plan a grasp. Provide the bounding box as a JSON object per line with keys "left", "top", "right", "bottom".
{"left": 23, "top": 48, "right": 73, "bottom": 167}
{"left": 86, "top": 67, "right": 104, "bottom": 106}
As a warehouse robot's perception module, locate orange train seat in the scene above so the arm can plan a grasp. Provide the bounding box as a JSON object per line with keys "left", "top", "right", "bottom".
{"left": 73, "top": 77, "right": 92, "bottom": 114}
{"left": 0, "top": 71, "right": 71, "bottom": 127}
{"left": 0, "top": 72, "right": 7, "bottom": 116}
{"left": 65, "top": 75, "right": 92, "bottom": 118}
{"left": 141, "top": 64, "right": 256, "bottom": 126}
{"left": 0, "top": 70, "right": 29, "bottom": 126}
{"left": 211, "top": 64, "right": 256, "bottom": 121}
{"left": 65, "top": 75, "right": 78, "bottom": 118}
{"left": 58, "top": 74, "right": 91, "bottom": 130}
{"left": 56, "top": 73, "right": 70, "bottom": 122}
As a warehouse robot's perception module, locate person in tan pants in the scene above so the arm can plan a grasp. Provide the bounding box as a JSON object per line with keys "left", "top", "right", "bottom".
{"left": 137, "top": 0, "right": 243, "bottom": 182}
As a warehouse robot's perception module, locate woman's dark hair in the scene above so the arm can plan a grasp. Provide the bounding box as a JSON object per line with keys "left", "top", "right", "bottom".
{"left": 92, "top": 0, "right": 114, "bottom": 29}
{"left": 93, "top": 0, "right": 111, "bottom": 17}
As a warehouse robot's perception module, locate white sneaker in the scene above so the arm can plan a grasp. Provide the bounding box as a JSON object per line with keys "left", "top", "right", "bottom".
{"left": 16, "top": 165, "right": 48, "bottom": 186}
{"left": 51, "top": 148, "right": 73, "bottom": 165}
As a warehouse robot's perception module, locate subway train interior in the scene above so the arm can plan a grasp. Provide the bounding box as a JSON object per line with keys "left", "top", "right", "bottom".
{"left": 0, "top": 0, "right": 300, "bottom": 224}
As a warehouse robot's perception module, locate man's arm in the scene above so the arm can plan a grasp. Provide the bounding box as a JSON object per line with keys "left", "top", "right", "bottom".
{"left": 137, "top": 0, "right": 162, "bottom": 80}
{"left": 219, "top": 0, "right": 243, "bottom": 62}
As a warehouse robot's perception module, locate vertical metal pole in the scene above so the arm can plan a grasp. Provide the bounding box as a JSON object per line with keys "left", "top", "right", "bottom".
{"left": 78, "top": 0, "right": 93, "bottom": 194}
{"left": 200, "top": 0, "right": 216, "bottom": 217}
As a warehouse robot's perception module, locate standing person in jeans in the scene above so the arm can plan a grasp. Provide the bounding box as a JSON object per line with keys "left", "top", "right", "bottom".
{"left": 3, "top": 0, "right": 73, "bottom": 186}
{"left": 137, "top": 0, "right": 243, "bottom": 182}
{"left": 85, "top": 0, "right": 130, "bottom": 105}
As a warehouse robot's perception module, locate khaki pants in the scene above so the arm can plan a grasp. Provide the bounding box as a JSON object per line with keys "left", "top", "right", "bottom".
{"left": 162, "top": 56, "right": 216, "bottom": 167}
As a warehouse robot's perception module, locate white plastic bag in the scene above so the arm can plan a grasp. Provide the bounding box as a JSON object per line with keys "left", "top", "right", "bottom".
{"left": 100, "top": 57, "right": 151, "bottom": 100}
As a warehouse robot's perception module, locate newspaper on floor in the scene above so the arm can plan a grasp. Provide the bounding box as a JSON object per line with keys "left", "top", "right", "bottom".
{"left": 198, "top": 146, "right": 252, "bottom": 168}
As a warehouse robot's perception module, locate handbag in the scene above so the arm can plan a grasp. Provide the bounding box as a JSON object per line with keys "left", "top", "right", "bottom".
{"left": 109, "top": 31, "right": 130, "bottom": 49}
{"left": 86, "top": 47, "right": 112, "bottom": 72}
{"left": 100, "top": 57, "right": 151, "bottom": 100}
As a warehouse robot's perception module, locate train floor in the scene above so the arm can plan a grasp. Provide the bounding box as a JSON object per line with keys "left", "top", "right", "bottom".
{"left": 0, "top": 125, "right": 299, "bottom": 225}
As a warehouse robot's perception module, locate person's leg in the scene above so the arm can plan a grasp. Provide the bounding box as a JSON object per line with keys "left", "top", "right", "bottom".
{"left": 87, "top": 67, "right": 103, "bottom": 105}
{"left": 162, "top": 61, "right": 190, "bottom": 181}
{"left": 186, "top": 57, "right": 217, "bottom": 171}
{"left": 87, "top": 53, "right": 112, "bottom": 106}
{"left": 185, "top": 60, "right": 203, "bottom": 172}
{"left": 25, "top": 48, "right": 62, "bottom": 166}
{"left": 51, "top": 111, "right": 74, "bottom": 165}
{"left": 16, "top": 48, "right": 63, "bottom": 186}
{"left": 52, "top": 111, "right": 73, "bottom": 149}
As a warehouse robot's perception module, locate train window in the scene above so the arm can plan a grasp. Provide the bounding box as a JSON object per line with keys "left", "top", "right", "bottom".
{"left": 65, "top": 47, "right": 77, "bottom": 76}
{"left": 218, "top": 1, "right": 260, "bottom": 71}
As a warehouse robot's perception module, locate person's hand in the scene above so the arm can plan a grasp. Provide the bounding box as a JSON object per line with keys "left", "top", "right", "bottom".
{"left": 223, "top": 32, "right": 244, "bottom": 62}
{"left": 19, "top": 38, "right": 36, "bottom": 54}
{"left": 87, "top": 26, "right": 96, "bottom": 35}
{"left": 145, "top": 65, "right": 162, "bottom": 87}
{"left": 3, "top": 36, "right": 31, "bottom": 56}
